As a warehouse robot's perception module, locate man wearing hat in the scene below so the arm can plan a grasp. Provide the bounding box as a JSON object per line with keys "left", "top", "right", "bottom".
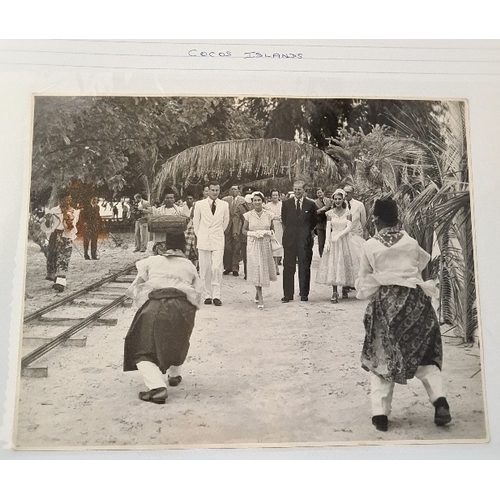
{"left": 343, "top": 184, "right": 366, "bottom": 239}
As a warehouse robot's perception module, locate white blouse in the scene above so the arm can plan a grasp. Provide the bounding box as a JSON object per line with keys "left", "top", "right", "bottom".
{"left": 355, "top": 232, "right": 437, "bottom": 299}
{"left": 126, "top": 253, "right": 202, "bottom": 309}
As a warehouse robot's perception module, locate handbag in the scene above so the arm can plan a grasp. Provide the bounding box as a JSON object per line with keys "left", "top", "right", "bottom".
{"left": 270, "top": 234, "right": 282, "bottom": 253}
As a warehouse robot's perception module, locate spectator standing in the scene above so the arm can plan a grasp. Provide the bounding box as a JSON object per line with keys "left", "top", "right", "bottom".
{"left": 222, "top": 185, "right": 247, "bottom": 276}
{"left": 343, "top": 185, "right": 367, "bottom": 238}
{"left": 264, "top": 189, "right": 283, "bottom": 275}
{"left": 314, "top": 187, "right": 331, "bottom": 257}
{"left": 81, "top": 196, "right": 101, "bottom": 260}
{"left": 121, "top": 197, "right": 130, "bottom": 221}
{"left": 131, "top": 194, "right": 150, "bottom": 253}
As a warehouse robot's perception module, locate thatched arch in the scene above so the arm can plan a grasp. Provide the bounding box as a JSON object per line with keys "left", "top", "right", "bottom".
{"left": 153, "top": 138, "right": 339, "bottom": 199}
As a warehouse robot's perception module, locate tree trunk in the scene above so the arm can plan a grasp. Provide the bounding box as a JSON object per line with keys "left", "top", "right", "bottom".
{"left": 439, "top": 230, "right": 454, "bottom": 324}
{"left": 463, "top": 213, "right": 477, "bottom": 344}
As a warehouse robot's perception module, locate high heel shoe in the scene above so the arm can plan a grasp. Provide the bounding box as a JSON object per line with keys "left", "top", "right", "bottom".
{"left": 257, "top": 304, "right": 264, "bottom": 310}
{"left": 330, "top": 292, "right": 338, "bottom": 304}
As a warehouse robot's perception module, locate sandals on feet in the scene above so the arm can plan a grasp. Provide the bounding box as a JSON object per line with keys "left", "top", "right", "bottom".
{"left": 168, "top": 376, "right": 182, "bottom": 387}
{"left": 138, "top": 387, "right": 168, "bottom": 404}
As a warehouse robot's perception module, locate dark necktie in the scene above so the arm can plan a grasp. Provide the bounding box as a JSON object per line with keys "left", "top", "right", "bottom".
{"left": 347, "top": 200, "right": 351, "bottom": 210}
{"left": 296, "top": 198, "right": 301, "bottom": 213}
{"left": 211, "top": 200, "right": 216, "bottom": 215}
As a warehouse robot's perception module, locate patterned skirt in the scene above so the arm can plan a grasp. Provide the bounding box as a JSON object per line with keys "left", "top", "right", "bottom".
{"left": 46, "top": 230, "right": 72, "bottom": 280}
{"left": 246, "top": 235, "right": 277, "bottom": 287}
{"left": 361, "top": 285, "right": 442, "bottom": 384}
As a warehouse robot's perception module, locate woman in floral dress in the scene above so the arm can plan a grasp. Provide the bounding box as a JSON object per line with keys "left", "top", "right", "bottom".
{"left": 316, "top": 188, "right": 364, "bottom": 302}
{"left": 242, "top": 192, "right": 277, "bottom": 309}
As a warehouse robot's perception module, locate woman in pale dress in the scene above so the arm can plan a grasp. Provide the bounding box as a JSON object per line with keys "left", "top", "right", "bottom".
{"left": 124, "top": 233, "right": 202, "bottom": 404}
{"left": 264, "top": 189, "right": 283, "bottom": 275}
{"left": 316, "top": 188, "right": 364, "bottom": 303}
{"left": 242, "top": 191, "right": 277, "bottom": 309}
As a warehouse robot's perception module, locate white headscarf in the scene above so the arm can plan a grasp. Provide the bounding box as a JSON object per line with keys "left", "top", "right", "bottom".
{"left": 333, "top": 188, "right": 346, "bottom": 198}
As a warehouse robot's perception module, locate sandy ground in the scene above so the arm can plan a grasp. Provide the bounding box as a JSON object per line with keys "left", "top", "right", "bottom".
{"left": 13, "top": 234, "right": 488, "bottom": 450}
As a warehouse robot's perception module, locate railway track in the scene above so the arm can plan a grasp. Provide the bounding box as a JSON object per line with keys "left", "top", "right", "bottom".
{"left": 21, "top": 264, "right": 138, "bottom": 377}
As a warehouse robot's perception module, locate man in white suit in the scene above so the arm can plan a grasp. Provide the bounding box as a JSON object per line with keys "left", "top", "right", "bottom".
{"left": 344, "top": 184, "right": 367, "bottom": 238}
{"left": 193, "top": 181, "right": 230, "bottom": 306}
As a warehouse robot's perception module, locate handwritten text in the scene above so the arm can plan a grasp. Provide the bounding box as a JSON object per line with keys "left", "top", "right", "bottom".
{"left": 188, "top": 49, "right": 304, "bottom": 60}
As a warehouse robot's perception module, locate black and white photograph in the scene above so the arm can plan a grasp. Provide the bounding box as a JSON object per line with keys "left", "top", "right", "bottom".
{"left": 11, "top": 94, "right": 488, "bottom": 449}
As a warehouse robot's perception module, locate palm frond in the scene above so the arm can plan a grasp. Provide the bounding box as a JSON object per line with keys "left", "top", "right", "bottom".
{"left": 153, "top": 138, "right": 339, "bottom": 199}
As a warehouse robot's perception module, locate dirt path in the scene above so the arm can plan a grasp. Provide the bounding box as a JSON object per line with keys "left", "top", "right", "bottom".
{"left": 14, "top": 237, "right": 488, "bottom": 449}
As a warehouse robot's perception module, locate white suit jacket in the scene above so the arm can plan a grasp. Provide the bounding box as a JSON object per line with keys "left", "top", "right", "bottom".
{"left": 193, "top": 198, "right": 230, "bottom": 251}
{"left": 348, "top": 198, "right": 366, "bottom": 237}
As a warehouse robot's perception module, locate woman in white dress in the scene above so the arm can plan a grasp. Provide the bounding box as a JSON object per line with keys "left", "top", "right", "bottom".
{"left": 264, "top": 189, "right": 283, "bottom": 275}
{"left": 242, "top": 191, "right": 277, "bottom": 309}
{"left": 316, "top": 188, "right": 364, "bottom": 303}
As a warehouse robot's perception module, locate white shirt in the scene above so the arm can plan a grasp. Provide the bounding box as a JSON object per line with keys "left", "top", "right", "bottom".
{"left": 179, "top": 203, "right": 193, "bottom": 218}
{"left": 355, "top": 231, "right": 437, "bottom": 300}
{"left": 42, "top": 206, "right": 80, "bottom": 240}
{"left": 151, "top": 205, "right": 181, "bottom": 216}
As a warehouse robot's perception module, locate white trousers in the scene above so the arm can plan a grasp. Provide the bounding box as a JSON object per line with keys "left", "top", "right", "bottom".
{"left": 198, "top": 248, "right": 223, "bottom": 299}
{"left": 136, "top": 361, "right": 182, "bottom": 390}
{"left": 370, "top": 365, "right": 445, "bottom": 416}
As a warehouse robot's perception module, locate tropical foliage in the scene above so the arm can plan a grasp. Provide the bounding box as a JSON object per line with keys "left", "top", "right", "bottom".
{"left": 323, "top": 101, "right": 476, "bottom": 343}
{"left": 30, "top": 96, "right": 476, "bottom": 343}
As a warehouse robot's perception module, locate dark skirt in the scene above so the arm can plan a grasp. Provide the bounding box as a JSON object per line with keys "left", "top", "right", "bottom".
{"left": 361, "top": 285, "right": 442, "bottom": 385}
{"left": 123, "top": 288, "right": 197, "bottom": 373}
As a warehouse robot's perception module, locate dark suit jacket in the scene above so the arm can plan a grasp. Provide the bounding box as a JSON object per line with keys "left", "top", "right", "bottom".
{"left": 80, "top": 204, "right": 101, "bottom": 227}
{"left": 281, "top": 197, "right": 317, "bottom": 248}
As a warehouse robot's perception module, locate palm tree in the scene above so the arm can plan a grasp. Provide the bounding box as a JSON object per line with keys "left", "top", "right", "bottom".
{"left": 391, "top": 101, "right": 476, "bottom": 343}
{"left": 152, "top": 138, "right": 340, "bottom": 200}
{"left": 324, "top": 102, "right": 476, "bottom": 343}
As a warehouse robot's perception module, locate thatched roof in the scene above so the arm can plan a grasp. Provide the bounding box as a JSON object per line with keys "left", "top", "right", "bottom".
{"left": 153, "top": 138, "right": 338, "bottom": 199}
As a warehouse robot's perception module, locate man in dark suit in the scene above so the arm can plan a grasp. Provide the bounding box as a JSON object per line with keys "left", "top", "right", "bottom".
{"left": 281, "top": 181, "right": 317, "bottom": 302}
{"left": 81, "top": 196, "right": 101, "bottom": 260}
{"left": 222, "top": 185, "right": 247, "bottom": 276}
